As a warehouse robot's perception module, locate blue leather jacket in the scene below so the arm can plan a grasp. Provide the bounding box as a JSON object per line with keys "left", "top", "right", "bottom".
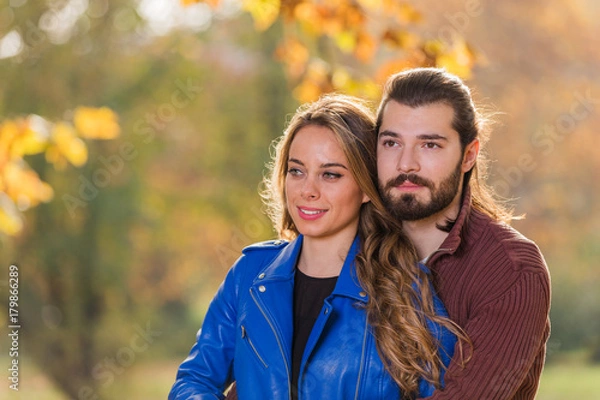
{"left": 169, "top": 236, "right": 456, "bottom": 400}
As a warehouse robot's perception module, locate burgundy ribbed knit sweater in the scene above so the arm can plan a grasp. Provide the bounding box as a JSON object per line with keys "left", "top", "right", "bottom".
{"left": 420, "top": 189, "right": 551, "bottom": 400}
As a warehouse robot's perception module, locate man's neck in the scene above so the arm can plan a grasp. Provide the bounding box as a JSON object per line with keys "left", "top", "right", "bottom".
{"left": 403, "top": 193, "right": 463, "bottom": 261}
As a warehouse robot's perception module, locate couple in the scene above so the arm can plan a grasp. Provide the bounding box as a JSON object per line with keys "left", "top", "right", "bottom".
{"left": 169, "top": 68, "right": 551, "bottom": 400}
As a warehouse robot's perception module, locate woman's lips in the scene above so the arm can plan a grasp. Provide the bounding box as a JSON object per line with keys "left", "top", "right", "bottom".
{"left": 297, "top": 207, "right": 327, "bottom": 220}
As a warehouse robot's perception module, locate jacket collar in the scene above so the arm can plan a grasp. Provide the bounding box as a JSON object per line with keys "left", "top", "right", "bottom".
{"left": 256, "top": 235, "right": 367, "bottom": 302}
{"left": 331, "top": 236, "right": 368, "bottom": 302}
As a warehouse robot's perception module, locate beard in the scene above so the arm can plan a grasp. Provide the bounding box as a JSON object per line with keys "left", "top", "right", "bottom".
{"left": 379, "top": 161, "right": 463, "bottom": 221}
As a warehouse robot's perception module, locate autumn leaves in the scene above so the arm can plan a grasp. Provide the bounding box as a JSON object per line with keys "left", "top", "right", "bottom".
{"left": 0, "top": 107, "right": 120, "bottom": 234}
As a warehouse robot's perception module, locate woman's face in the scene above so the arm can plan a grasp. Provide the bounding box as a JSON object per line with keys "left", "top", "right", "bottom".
{"left": 285, "top": 124, "right": 369, "bottom": 243}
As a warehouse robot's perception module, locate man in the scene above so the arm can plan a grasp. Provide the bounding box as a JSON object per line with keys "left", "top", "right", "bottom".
{"left": 376, "top": 68, "right": 551, "bottom": 399}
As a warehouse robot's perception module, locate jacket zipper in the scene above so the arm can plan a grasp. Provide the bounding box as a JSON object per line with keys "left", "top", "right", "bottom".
{"left": 250, "top": 288, "right": 292, "bottom": 399}
{"left": 241, "top": 325, "right": 268, "bottom": 368}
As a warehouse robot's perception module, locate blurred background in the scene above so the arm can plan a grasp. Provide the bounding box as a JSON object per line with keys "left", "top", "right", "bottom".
{"left": 0, "top": 0, "right": 598, "bottom": 398}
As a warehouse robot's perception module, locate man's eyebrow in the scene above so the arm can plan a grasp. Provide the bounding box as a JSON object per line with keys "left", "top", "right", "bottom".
{"left": 378, "top": 130, "right": 399, "bottom": 138}
{"left": 378, "top": 131, "right": 449, "bottom": 141}
{"left": 417, "top": 133, "right": 448, "bottom": 141}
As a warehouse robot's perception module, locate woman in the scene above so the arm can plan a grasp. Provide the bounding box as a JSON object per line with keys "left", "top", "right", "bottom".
{"left": 169, "top": 95, "right": 465, "bottom": 400}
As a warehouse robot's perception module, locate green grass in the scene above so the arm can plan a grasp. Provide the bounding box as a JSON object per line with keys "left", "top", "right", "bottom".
{"left": 1, "top": 356, "right": 599, "bottom": 399}
{"left": 536, "top": 358, "right": 600, "bottom": 400}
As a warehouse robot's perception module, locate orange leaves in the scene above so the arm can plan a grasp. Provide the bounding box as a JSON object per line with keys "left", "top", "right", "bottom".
{"left": 181, "top": 0, "right": 478, "bottom": 101}
{"left": 275, "top": 36, "right": 309, "bottom": 78}
{"left": 292, "top": 61, "right": 334, "bottom": 103}
{"left": 0, "top": 107, "right": 120, "bottom": 235}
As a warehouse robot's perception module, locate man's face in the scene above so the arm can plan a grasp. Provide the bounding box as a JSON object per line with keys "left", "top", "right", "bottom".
{"left": 376, "top": 100, "right": 478, "bottom": 222}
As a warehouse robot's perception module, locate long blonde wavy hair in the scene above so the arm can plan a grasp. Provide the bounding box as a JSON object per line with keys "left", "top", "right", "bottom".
{"left": 262, "top": 94, "right": 468, "bottom": 397}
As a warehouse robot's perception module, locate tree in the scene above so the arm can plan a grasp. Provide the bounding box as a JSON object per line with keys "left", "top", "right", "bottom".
{"left": 0, "top": 1, "right": 479, "bottom": 398}
{"left": 183, "top": 0, "right": 479, "bottom": 102}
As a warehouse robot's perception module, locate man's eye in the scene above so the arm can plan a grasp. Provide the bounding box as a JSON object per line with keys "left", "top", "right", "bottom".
{"left": 424, "top": 142, "right": 441, "bottom": 149}
{"left": 381, "top": 140, "right": 397, "bottom": 148}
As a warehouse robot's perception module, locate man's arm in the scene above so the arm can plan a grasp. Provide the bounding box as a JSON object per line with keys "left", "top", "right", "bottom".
{"left": 420, "top": 272, "right": 550, "bottom": 400}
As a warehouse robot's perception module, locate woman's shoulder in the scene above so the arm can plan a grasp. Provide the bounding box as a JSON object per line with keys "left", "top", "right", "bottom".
{"left": 236, "top": 239, "right": 291, "bottom": 268}
{"left": 241, "top": 239, "right": 289, "bottom": 255}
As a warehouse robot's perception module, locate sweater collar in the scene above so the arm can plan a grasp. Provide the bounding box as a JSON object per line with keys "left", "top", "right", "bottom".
{"left": 429, "top": 186, "right": 472, "bottom": 262}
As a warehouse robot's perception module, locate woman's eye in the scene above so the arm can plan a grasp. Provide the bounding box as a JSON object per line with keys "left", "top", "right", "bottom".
{"left": 323, "top": 172, "right": 342, "bottom": 180}
{"left": 287, "top": 168, "right": 302, "bottom": 176}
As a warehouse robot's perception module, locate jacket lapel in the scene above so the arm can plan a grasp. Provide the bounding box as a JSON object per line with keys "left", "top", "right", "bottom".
{"left": 249, "top": 236, "right": 303, "bottom": 370}
{"left": 302, "top": 236, "right": 367, "bottom": 359}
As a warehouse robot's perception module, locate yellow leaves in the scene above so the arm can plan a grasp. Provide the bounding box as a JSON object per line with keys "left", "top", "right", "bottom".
{"left": 2, "top": 161, "right": 54, "bottom": 209}
{"left": 0, "top": 193, "right": 23, "bottom": 236}
{"left": 293, "top": 60, "right": 333, "bottom": 103}
{"left": 382, "top": 29, "right": 420, "bottom": 50}
{"left": 0, "top": 106, "right": 120, "bottom": 235}
{"left": 74, "top": 107, "right": 120, "bottom": 140}
{"left": 0, "top": 119, "right": 46, "bottom": 164}
{"left": 425, "top": 39, "right": 479, "bottom": 80}
{"left": 242, "top": 0, "right": 281, "bottom": 31}
{"left": 47, "top": 123, "right": 88, "bottom": 169}
{"left": 182, "top": 0, "right": 478, "bottom": 101}
{"left": 180, "top": 0, "right": 220, "bottom": 6}
{"left": 293, "top": 63, "right": 381, "bottom": 103}
{"left": 392, "top": 2, "right": 423, "bottom": 24}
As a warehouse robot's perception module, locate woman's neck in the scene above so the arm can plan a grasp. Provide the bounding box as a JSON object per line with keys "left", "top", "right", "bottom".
{"left": 297, "top": 233, "right": 356, "bottom": 278}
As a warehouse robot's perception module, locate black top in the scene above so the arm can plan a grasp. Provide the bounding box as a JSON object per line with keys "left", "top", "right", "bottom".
{"left": 291, "top": 268, "right": 338, "bottom": 400}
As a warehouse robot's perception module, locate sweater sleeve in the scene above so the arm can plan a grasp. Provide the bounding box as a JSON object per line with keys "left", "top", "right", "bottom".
{"left": 418, "top": 272, "right": 550, "bottom": 400}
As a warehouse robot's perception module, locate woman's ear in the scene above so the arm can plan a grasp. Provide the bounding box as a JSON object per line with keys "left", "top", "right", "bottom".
{"left": 362, "top": 193, "right": 371, "bottom": 204}
{"left": 462, "top": 139, "right": 480, "bottom": 172}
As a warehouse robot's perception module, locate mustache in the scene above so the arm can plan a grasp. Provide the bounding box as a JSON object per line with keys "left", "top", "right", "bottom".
{"left": 384, "top": 173, "right": 433, "bottom": 190}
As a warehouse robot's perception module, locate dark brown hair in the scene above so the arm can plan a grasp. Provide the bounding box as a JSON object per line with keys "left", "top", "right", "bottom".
{"left": 377, "top": 67, "right": 513, "bottom": 223}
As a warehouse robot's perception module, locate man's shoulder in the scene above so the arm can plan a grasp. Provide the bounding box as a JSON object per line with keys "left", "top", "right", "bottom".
{"left": 463, "top": 210, "right": 547, "bottom": 274}
{"left": 436, "top": 210, "right": 550, "bottom": 308}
